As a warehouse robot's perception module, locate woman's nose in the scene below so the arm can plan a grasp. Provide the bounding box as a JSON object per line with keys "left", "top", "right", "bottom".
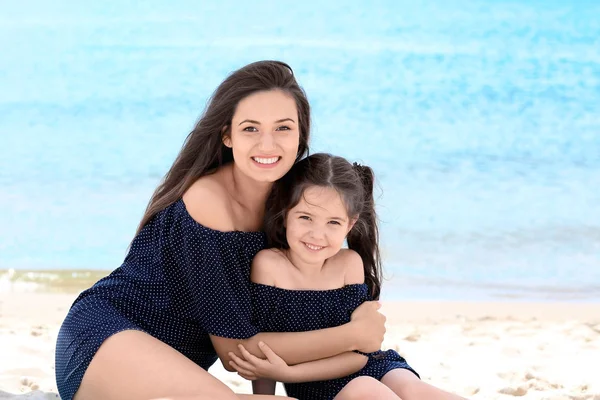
{"left": 258, "top": 131, "right": 276, "bottom": 151}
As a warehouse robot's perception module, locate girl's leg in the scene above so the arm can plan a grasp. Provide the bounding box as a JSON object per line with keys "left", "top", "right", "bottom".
{"left": 74, "top": 330, "right": 292, "bottom": 400}
{"left": 381, "top": 369, "right": 468, "bottom": 400}
{"left": 333, "top": 376, "right": 401, "bottom": 400}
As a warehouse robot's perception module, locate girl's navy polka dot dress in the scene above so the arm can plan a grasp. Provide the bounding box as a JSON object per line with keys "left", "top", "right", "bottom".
{"left": 251, "top": 282, "right": 419, "bottom": 400}
{"left": 55, "top": 199, "right": 266, "bottom": 400}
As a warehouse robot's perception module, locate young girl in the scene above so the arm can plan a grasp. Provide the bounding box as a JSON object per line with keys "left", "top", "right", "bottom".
{"left": 228, "top": 153, "right": 467, "bottom": 400}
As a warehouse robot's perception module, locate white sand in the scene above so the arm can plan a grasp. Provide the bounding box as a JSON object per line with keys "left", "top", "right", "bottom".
{"left": 1, "top": 292, "right": 599, "bottom": 399}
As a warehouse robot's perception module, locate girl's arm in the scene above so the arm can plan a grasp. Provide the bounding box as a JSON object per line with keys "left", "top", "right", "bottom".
{"left": 229, "top": 342, "right": 368, "bottom": 383}
{"left": 210, "top": 300, "right": 383, "bottom": 371}
{"left": 284, "top": 352, "right": 367, "bottom": 383}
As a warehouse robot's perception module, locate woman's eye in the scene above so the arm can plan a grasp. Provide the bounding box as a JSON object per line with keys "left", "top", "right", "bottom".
{"left": 329, "top": 221, "right": 341, "bottom": 225}
{"left": 276, "top": 125, "right": 291, "bottom": 131}
{"left": 299, "top": 216, "right": 311, "bottom": 220}
{"left": 243, "top": 126, "right": 258, "bottom": 132}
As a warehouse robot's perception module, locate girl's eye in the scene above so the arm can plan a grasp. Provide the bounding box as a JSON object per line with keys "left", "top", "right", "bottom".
{"left": 299, "top": 216, "right": 311, "bottom": 221}
{"left": 329, "top": 221, "right": 341, "bottom": 225}
{"left": 243, "top": 126, "right": 258, "bottom": 132}
{"left": 276, "top": 125, "right": 291, "bottom": 131}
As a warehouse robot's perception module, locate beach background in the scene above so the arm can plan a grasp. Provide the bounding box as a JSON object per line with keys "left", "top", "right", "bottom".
{"left": 1, "top": 0, "right": 599, "bottom": 399}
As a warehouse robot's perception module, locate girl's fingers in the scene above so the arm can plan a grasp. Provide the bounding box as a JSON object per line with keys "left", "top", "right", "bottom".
{"left": 229, "top": 352, "right": 256, "bottom": 372}
{"left": 239, "top": 344, "right": 264, "bottom": 364}
{"left": 258, "top": 341, "right": 284, "bottom": 364}
{"left": 229, "top": 360, "right": 257, "bottom": 379}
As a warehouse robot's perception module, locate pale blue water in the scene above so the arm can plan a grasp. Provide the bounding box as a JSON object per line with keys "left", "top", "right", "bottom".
{"left": 1, "top": 0, "right": 599, "bottom": 300}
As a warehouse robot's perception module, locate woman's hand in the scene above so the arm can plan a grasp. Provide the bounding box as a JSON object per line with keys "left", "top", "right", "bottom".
{"left": 229, "top": 342, "right": 293, "bottom": 382}
{"left": 350, "top": 300, "right": 386, "bottom": 353}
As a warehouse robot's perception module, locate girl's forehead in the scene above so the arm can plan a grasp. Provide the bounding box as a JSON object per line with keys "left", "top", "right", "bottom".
{"left": 292, "top": 186, "right": 349, "bottom": 216}
{"left": 301, "top": 186, "right": 340, "bottom": 202}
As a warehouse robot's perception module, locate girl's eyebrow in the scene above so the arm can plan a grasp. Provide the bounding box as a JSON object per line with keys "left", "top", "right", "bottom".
{"left": 293, "top": 210, "right": 347, "bottom": 221}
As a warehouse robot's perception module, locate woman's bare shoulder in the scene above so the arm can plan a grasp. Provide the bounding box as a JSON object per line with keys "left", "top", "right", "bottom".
{"left": 182, "top": 173, "right": 235, "bottom": 232}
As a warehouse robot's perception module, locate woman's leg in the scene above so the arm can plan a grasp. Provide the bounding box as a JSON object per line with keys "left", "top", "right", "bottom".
{"left": 333, "top": 376, "right": 401, "bottom": 400}
{"left": 381, "top": 369, "right": 467, "bottom": 400}
{"left": 74, "top": 330, "right": 292, "bottom": 400}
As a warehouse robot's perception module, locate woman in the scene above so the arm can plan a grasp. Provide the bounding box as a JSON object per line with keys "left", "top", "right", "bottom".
{"left": 55, "top": 60, "right": 387, "bottom": 400}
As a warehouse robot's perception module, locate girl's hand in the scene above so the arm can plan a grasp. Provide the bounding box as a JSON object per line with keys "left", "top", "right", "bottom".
{"left": 228, "top": 341, "right": 293, "bottom": 382}
{"left": 350, "top": 300, "right": 386, "bottom": 353}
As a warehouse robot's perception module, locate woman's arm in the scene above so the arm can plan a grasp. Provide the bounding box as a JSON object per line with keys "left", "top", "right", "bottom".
{"left": 212, "top": 247, "right": 385, "bottom": 371}
{"left": 211, "top": 299, "right": 385, "bottom": 371}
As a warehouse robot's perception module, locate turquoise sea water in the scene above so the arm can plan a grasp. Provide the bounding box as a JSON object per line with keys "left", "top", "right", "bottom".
{"left": 1, "top": 1, "right": 599, "bottom": 300}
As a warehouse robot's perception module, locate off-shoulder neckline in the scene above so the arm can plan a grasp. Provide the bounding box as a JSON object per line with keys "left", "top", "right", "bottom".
{"left": 250, "top": 282, "right": 368, "bottom": 294}
{"left": 176, "top": 199, "right": 266, "bottom": 238}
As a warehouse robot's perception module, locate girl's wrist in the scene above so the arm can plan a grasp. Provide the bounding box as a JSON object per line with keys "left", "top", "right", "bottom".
{"left": 341, "top": 322, "right": 359, "bottom": 352}
{"left": 284, "top": 365, "right": 301, "bottom": 383}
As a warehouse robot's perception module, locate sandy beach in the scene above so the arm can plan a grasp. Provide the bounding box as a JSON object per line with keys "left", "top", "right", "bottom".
{"left": 1, "top": 291, "right": 599, "bottom": 400}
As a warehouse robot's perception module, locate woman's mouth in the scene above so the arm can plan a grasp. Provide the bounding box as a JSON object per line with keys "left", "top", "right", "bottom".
{"left": 251, "top": 156, "right": 281, "bottom": 168}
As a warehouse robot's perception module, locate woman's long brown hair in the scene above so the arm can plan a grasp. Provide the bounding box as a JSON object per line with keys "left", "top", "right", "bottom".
{"left": 135, "top": 60, "right": 311, "bottom": 236}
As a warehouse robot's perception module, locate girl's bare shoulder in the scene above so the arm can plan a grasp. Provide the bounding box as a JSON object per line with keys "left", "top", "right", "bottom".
{"left": 251, "top": 249, "right": 290, "bottom": 285}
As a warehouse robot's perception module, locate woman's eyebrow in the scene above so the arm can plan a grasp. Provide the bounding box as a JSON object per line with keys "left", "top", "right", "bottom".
{"left": 238, "top": 117, "right": 296, "bottom": 126}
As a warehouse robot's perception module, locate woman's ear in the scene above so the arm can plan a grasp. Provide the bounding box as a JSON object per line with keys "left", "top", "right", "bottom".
{"left": 222, "top": 126, "right": 232, "bottom": 148}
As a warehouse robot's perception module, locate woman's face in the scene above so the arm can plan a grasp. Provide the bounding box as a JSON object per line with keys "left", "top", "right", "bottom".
{"left": 224, "top": 89, "right": 300, "bottom": 184}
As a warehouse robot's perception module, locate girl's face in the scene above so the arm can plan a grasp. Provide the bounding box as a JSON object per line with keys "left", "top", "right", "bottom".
{"left": 285, "top": 186, "right": 356, "bottom": 266}
{"left": 224, "top": 89, "right": 300, "bottom": 184}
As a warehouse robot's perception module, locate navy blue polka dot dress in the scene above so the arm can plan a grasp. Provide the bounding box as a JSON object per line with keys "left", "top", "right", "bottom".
{"left": 55, "top": 199, "right": 266, "bottom": 400}
{"left": 251, "top": 282, "right": 419, "bottom": 400}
